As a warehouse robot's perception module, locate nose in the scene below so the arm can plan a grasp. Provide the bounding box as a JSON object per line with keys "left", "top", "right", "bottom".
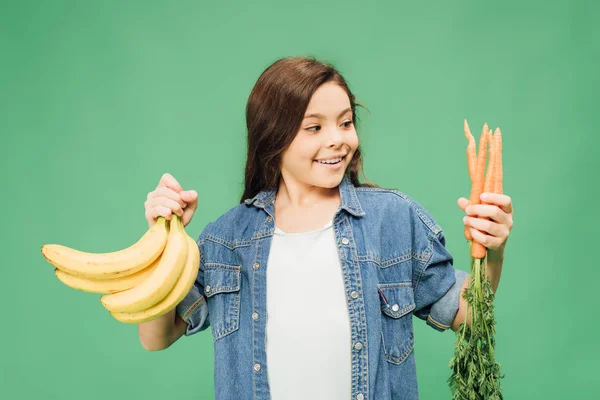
{"left": 326, "top": 127, "right": 344, "bottom": 147}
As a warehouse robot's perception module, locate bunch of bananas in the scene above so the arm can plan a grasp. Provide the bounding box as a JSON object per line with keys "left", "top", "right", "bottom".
{"left": 40, "top": 215, "right": 199, "bottom": 324}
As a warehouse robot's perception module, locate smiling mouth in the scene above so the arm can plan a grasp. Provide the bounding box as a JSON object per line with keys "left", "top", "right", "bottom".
{"left": 314, "top": 155, "right": 345, "bottom": 165}
{"left": 315, "top": 159, "right": 341, "bottom": 165}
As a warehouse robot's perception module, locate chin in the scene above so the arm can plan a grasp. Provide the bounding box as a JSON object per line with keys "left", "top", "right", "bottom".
{"left": 314, "top": 173, "right": 345, "bottom": 188}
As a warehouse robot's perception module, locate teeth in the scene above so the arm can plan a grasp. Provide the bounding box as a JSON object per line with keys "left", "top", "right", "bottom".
{"left": 318, "top": 157, "right": 342, "bottom": 164}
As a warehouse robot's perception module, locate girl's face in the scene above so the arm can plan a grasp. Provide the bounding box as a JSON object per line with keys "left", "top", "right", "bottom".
{"left": 280, "top": 82, "right": 359, "bottom": 191}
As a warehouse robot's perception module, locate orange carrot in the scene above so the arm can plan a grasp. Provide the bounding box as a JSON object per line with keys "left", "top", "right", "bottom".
{"left": 494, "top": 127, "right": 503, "bottom": 194}
{"left": 470, "top": 124, "right": 490, "bottom": 259}
{"left": 464, "top": 119, "right": 477, "bottom": 183}
{"left": 464, "top": 119, "right": 477, "bottom": 241}
{"left": 483, "top": 128, "right": 496, "bottom": 197}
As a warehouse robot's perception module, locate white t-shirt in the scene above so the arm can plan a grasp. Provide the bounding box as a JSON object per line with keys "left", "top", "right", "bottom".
{"left": 265, "top": 218, "right": 352, "bottom": 400}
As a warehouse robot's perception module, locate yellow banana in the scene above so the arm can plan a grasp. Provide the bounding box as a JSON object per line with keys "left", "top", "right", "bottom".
{"left": 110, "top": 234, "right": 200, "bottom": 324}
{"left": 100, "top": 214, "right": 188, "bottom": 313}
{"left": 54, "top": 256, "right": 160, "bottom": 294}
{"left": 41, "top": 217, "right": 169, "bottom": 280}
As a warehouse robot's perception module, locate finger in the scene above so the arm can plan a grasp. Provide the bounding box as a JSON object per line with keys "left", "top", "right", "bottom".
{"left": 156, "top": 173, "right": 183, "bottom": 193}
{"left": 457, "top": 197, "right": 469, "bottom": 212}
{"left": 150, "top": 205, "right": 175, "bottom": 220}
{"left": 465, "top": 204, "right": 510, "bottom": 224}
{"left": 480, "top": 192, "right": 513, "bottom": 214}
{"left": 465, "top": 204, "right": 498, "bottom": 216}
{"left": 468, "top": 227, "right": 503, "bottom": 251}
{"left": 464, "top": 216, "right": 504, "bottom": 238}
{"left": 152, "top": 187, "right": 187, "bottom": 208}
{"left": 148, "top": 197, "right": 185, "bottom": 217}
{"left": 468, "top": 227, "right": 492, "bottom": 248}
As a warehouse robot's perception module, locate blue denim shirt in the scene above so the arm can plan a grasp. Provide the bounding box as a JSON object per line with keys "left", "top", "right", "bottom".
{"left": 176, "top": 174, "right": 469, "bottom": 400}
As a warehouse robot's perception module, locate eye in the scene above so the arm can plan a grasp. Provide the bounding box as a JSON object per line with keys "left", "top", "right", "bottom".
{"left": 306, "top": 121, "right": 353, "bottom": 132}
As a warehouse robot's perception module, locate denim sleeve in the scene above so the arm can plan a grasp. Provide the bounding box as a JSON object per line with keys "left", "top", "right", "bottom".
{"left": 175, "top": 225, "right": 211, "bottom": 337}
{"left": 413, "top": 228, "right": 469, "bottom": 333}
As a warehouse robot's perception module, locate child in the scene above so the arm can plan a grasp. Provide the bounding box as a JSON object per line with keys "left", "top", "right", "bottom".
{"left": 139, "top": 56, "right": 512, "bottom": 400}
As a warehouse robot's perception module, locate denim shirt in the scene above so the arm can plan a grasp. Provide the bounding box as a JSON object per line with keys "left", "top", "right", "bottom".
{"left": 176, "top": 174, "right": 469, "bottom": 400}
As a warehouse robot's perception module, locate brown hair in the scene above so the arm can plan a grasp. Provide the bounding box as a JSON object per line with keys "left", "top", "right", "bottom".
{"left": 240, "top": 56, "right": 382, "bottom": 204}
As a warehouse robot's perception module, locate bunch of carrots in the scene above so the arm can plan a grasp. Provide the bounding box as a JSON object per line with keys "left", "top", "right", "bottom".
{"left": 464, "top": 119, "right": 503, "bottom": 258}
{"left": 448, "top": 119, "right": 504, "bottom": 400}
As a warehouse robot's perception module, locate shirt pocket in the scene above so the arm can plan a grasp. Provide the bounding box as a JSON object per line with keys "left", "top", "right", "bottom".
{"left": 377, "top": 282, "right": 416, "bottom": 365}
{"left": 204, "top": 263, "right": 242, "bottom": 341}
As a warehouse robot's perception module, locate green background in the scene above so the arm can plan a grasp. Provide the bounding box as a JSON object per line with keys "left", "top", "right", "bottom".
{"left": 2, "top": 0, "right": 598, "bottom": 398}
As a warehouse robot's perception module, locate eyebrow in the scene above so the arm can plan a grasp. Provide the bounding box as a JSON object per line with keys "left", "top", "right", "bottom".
{"left": 303, "top": 107, "right": 352, "bottom": 120}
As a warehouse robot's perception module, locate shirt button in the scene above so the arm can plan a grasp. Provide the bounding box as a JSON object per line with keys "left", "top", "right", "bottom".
{"left": 341, "top": 237, "right": 349, "bottom": 245}
{"left": 356, "top": 394, "right": 364, "bottom": 400}
{"left": 354, "top": 342, "right": 363, "bottom": 351}
{"left": 266, "top": 216, "right": 272, "bottom": 222}
{"left": 253, "top": 262, "right": 260, "bottom": 270}
{"left": 392, "top": 304, "right": 400, "bottom": 312}
{"left": 252, "top": 312, "right": 259, "bottom": 320}
{"left": 205, "top": 285, "right": 211, "bottom": 293}
{"left": 350, "top": 291, "right": 359, "bottom": 299}
{"left": 254, "top": 363, "right": 261, "bottom": 372}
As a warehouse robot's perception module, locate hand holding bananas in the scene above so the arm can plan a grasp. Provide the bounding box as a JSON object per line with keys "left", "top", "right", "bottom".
{"left": 145, "top": 173, "right": 198, "bottom": 229}
{"left": 41, "top": 173, "right": 200, "bottom": 324}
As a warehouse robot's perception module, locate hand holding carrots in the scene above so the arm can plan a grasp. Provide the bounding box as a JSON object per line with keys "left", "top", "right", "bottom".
{"left": 457, "top": 192, "right": 513, "bottom": 260}
{"left": 457, "top": 120, "right": 514, "bottom": 260}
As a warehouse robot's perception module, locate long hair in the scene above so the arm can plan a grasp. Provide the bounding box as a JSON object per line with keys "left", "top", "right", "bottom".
{"left": 240, "top": 56, "right": 381, "bottom": 204}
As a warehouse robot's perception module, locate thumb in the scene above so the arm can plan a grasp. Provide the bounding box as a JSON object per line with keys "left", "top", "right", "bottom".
{"left": 181, "top": 190, "right": 198, "bottom": 210}
{"left": 181, "top": 190, "right": 198, "bottom": 228}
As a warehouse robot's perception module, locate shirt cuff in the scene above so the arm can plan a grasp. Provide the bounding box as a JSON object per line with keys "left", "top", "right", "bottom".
{"left": 175, "top": 284, "right": 210, "bottom": 336}
{"left": 426, "top": 269, "right": 469, "bottom": 332}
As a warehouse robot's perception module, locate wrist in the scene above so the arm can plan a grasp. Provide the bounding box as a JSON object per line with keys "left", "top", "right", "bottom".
{"left": 488, "top": 248, "right": 505, "bottom": 263}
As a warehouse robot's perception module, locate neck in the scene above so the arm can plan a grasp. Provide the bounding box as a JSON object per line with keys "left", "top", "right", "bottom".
{"left": 275, "top": 176, "right": 340, "bottom": 210}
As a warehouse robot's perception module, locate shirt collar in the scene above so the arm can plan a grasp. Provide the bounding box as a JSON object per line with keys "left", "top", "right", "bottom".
{"left": 243, "top": 174, "right": 366, "bottom": 217}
